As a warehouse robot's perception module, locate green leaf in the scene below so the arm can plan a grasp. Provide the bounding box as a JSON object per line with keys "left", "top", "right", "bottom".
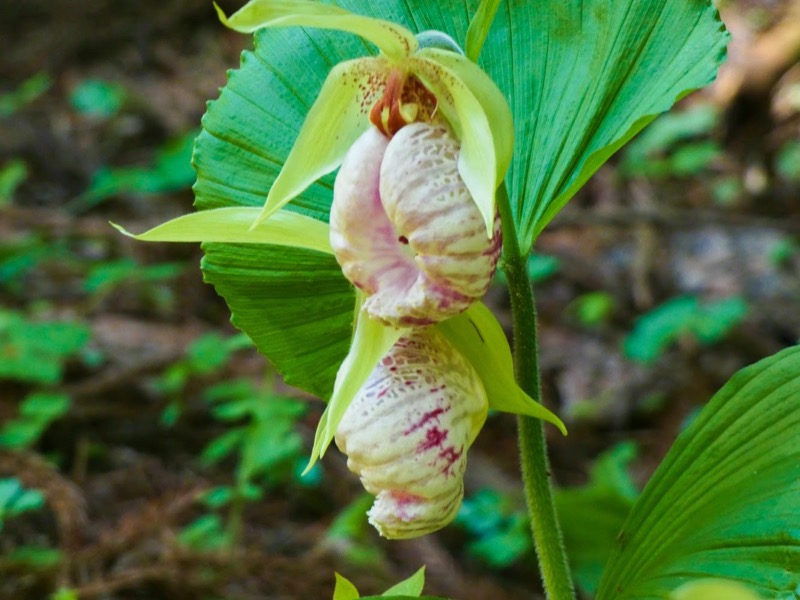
{"left": 83, "top": 258, "right": 183, "bottom": 294}
{"left": 190, "top": 0, "right": 726, "bottom": 406}
{"left": 482, "top": 2, "right": 729, "bottom": 249}
{"left": 363, "top": 596, "right": 448, "bottom": 600}
{"left": 333, "top": 573, "right": 360, "bottom": 600}
{"left": 200, "top": 429, "right": 245, "bottom": 466}
{"left": 201, "top": 242, "right": 355, "bottom": 400}
{"left": 326, "top": 493, "right": 373, "bottom": 541}
{"left": 596, "top": 345, "right": 800, "bottom": 598}
{"left": 0, "top": 478, "right": 45, "bottom": 518}
{"left": 0, "top": 420, "right": 45, "bottom": 449}
{"left": 383, "top": 567, "right": 425, "bottom": 596}
{"left": 76, "top": 129, "right": 197, "bottom": 210}
{"left": 178, "top": 514, "right": 228, "bottom": 551}
{"left": 4, "top": 546, "right": 62, "bottom": 569}
{"left": 621, "top": 105, "right": 720, "bottom": 178}
{"left": 455, "top": 488, "right": 531, "bottom": 568}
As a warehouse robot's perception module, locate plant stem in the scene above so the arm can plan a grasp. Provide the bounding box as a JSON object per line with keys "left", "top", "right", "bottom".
{"left": 497, "top": 186, "right": 575, "bottom": 600}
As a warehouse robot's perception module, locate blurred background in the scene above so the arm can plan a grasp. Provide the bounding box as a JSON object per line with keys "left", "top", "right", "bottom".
{"left": 0, "top": 1, "right": 798, "bottom": 598}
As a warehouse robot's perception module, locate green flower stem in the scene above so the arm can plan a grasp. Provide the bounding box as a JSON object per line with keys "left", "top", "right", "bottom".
{"left": 497, "top": 185, "right": 575, "bottom": 600}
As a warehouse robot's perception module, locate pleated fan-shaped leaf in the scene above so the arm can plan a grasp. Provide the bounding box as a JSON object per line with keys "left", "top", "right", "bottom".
{"left": 192, "top": 0, "right": 728, "bottom": 399}
{"left": 596, "top": 345, "right": 800, "bottom": 599}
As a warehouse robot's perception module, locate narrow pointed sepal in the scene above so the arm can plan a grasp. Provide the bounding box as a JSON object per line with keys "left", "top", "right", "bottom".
{"left": 437, "top": 302, "right": 568, "bottom": 435}
{"left": 214, "top": 0, "right": 418, "bottom": 61}
{"left": 252, "top": 57, "right": 388, "bottom": 228}
{"left": 111, "top": 207, "right": 332, "bottom": 254}
{"left": 307, "top": 299, "right": 407, "bottom": 470}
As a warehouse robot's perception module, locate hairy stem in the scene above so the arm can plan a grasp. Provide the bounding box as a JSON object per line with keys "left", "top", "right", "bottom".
{"left": 497, "top": 186, "right": 575, "bottom": 599}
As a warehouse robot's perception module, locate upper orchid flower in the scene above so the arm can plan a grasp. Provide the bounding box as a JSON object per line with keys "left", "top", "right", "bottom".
{"left": 213, "top": 0, "right": 515, "bottom": 240}
{"left": 115, "top": 0, "right": 566, "bottom": 538}
{"left": 216, "top": 1, "right": 512, "bottom": 326}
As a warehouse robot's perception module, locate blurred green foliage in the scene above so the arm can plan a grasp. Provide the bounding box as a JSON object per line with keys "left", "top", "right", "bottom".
{"left": 69, "top": 79, "right": 126, "bottom": 118}
{"left": 0, "top": 393, "right": 71, "bottom": 449}
{"left": 326, "top": 493, "right": 384, "bottom": 568}
{"left": 73, "top": 129, "right": 199, "bottom": 211}
{"left": 0, "top": 478, "right": 45, "bottom": 531}
{"left": 624, "top": 295, "right": 748, "bottom": 364}
{"left": 0, "top": 310, "right": 90, "bottom": 385}
{"left": 567, "top": 291, "right": 616, "bottom": 327}
{"left": 164, "top": 332, "right": 313, "bottom": 552}
{"left": 0, "top": 73, "right": 51, "bottom": 118}
{"left": 83, "top": 257, "right": 184, "bottom": 295}
{"left": 621, "top": 106, "right": 721, "bottom": 179}
{"left": 776, "top": 140, "right": 800, "bottom": 182}
{"left": 0, "top": 159, "right": 28, "bottom": 206}
{"left": 200, "top": 379, "right": 307, "bottom": 486}
{"left": 455, "top": 488, "right": 531, "bottom": 568}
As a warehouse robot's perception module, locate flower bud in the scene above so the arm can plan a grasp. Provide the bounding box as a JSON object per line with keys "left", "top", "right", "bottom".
{"left": 330, "top": 122, "right": 502, "bottom": 327}
{"left": 335, "top": 328, "right": 488, "bottom": 539}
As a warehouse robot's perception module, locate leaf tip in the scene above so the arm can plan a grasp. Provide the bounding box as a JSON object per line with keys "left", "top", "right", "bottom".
{"left": 109, "top": 221, "right": 135, "bottom": 238}
{"left": 213, "top": 2, "right": 230, "bottom": 27}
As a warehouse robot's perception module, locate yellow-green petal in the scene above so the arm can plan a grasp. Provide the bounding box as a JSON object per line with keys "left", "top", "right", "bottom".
{"left": 252, "top": 57, "right": 387, "bottom": 228}
{"left": 111, "top": 207, "right": 332, "bottom": 255}
{"left": 215, "top": 0, "right": 417, "bottom": 61}
{"left": 409, "top": 55, "right": 500, "bottom": 236}
{"left": 308, "top": 296, "right": 408, "bottom": 468}
{"left": 418, "top": 47, "right": 514, "bottom": 185}
{"left": 437, "top": 302, "right": 567, "bottom": 435}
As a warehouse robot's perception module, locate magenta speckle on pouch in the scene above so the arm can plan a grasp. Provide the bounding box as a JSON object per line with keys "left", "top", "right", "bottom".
{"left": 404, "top": 407, "right": 446, "bottom": 435}
{"left": 388, "top": 489, "right": 423, "bottom": 521}
{"left": 439, "top": 446, "right": 463, "bottom": 476}
{"left": 418, "top": 426, "right": 448, "bottom": 451}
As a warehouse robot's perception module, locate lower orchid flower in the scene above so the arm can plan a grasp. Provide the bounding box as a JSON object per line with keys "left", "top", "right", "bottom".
{"left": 335, "top": 328, "right": 488, "bottom": 538}
{"left": 114, "top": 0, "right": 566, "bottom": 539}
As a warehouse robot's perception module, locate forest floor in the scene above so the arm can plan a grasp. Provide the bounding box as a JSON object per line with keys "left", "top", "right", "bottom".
{"left": 0, "top": 1, "right": 798, "bottom": 599}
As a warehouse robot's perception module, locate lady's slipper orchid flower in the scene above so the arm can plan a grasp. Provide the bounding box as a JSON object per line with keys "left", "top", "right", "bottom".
{"left": 330, "top": 122, "right": 503, "bottom": 326}
{"left": 214, "top": 0, "right": 515, "bottom": 238}
{"left": 335, "top": 328, "right": 488, "bottom": 538}
{"left": 114, "top": 0, "right": 566, "bottom": 538}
